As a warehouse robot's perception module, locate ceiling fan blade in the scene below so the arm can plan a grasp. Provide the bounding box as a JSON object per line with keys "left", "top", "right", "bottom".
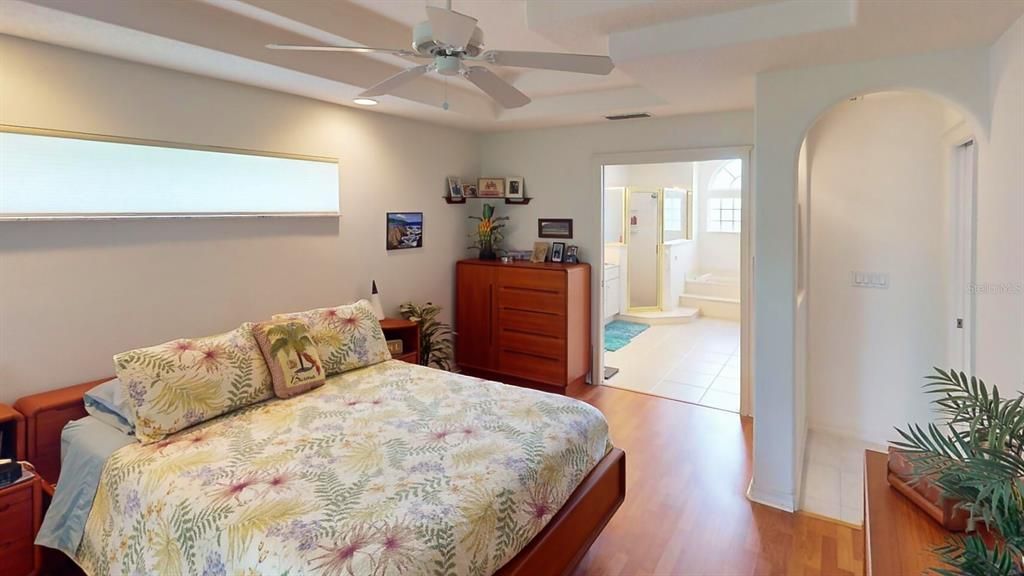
{"left": 482, "top": 50, "right": 614, "bottom": 75}
{"left": 425, "top": 5, "right": 478, "bottom": 50}
{"left": 267, "top": 44, "right": 417, "bottom": 57}
{"left": 464, "top": 67, "right": 530, "bottom": 109}
{"left": 359, "top": 65, "right": 431, "bottom": 97}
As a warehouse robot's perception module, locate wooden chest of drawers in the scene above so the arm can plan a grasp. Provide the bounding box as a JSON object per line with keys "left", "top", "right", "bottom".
{"left": 0, "top": 470, "right": 41, "bottom": 576}
{"left": 455, "top": 259, "right": 591, "bottom": 394}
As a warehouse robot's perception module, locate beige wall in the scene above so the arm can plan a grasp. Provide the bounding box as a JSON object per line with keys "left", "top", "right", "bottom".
{"left": 0, "top": 36, "right": 481, "bottom": 403}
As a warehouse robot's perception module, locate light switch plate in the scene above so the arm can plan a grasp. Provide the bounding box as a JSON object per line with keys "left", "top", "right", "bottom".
{"left": 852, "top": 271, "right": 889, "bottom": 289}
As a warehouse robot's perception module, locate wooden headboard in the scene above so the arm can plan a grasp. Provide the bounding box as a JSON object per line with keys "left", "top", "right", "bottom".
{"left": 13, "top": 378, "right": 110, "bottom": 487}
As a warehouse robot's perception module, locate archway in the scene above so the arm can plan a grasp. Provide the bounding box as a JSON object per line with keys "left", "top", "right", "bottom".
{"left": 795, "top": 91, "right": 975, "bottom": 524}
{"left": 748, "top": 47, "right": 991, "bottom": 513}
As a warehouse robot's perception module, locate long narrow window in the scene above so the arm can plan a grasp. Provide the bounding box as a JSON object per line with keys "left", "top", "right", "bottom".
{"left": 0, "top": 126, "right": 339, "bottom": 219}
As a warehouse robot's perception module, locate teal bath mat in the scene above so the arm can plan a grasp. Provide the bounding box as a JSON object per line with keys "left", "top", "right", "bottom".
{"left": 604, "top": 320, "right": 650, "bottom": 352}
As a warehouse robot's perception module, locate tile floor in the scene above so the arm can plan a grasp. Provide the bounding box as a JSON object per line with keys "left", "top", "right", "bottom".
{"left": 603, "top": 318, "right": 741, "bottom": 413}
{"left": 800, "top": 429, "right": 886, "bottom": 526}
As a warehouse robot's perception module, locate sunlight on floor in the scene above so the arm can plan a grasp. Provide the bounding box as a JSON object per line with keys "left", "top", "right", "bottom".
{"left": 603, "top": 318, "right": 740, "bottom": 413}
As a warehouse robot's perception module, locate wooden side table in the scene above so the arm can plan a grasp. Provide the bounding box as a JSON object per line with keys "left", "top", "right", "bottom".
{"left": 380, "top": 318, "right": 421, "bottom": 364}
{"left": 0, "top": 467, "right": 42, "bottom": 576}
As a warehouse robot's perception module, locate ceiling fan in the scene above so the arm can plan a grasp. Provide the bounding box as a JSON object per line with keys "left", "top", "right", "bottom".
{"left": 266, "top": 1, "right": 614, "bottom": 109}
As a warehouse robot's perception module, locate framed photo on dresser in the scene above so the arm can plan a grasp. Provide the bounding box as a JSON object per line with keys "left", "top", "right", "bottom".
{"left": 550, "top": 242, "right": 566, "bottom": 263}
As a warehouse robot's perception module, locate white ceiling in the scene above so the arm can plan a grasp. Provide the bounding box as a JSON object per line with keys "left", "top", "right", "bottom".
{"left": 1, "top": 0, "right": 1021, "bottom": 132}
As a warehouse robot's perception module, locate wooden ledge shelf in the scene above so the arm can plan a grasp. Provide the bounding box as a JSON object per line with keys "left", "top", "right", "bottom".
{"left": 864, "top": 449, "right": 949, "bottom": 576}
{"left": 443, "top": 196, "right": 532, "bottom": 205}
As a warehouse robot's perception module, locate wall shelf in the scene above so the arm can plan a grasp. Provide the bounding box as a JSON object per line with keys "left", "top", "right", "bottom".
{"left": 443, "top": 196, "right": 532, "bottom": 205}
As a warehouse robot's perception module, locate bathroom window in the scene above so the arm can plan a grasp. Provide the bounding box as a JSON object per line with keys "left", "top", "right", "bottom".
{"left": 709, "top": 158, "right": 742, "bottom": 191}
{"left": 708, "top": 197, "right": 741, "bottom": 233}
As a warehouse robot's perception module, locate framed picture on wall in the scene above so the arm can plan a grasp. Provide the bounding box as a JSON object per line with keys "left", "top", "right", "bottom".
{"left": 538, "top": 218, "right": 573, "bottom": 239}
{"left": 386, "top": 212, "right": 423, "bottom": 250}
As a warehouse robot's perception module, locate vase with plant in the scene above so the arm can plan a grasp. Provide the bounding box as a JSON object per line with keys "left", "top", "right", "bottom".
{"left": 893, "top": 368, "right": 1023, "bottom": 576}
{"left": 398, "top": 301, "right": 454, "bottom": 371}
{"left": 468, "top": 203, "right": 509, "bottom": 260}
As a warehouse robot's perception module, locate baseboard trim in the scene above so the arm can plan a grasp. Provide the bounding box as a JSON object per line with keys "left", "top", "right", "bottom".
{"left": 746, "top": 479, "right": 796, "bottom": 512}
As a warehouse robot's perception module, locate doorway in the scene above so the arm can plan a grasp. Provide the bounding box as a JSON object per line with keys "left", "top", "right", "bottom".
{"left": 949, "top": 139, "right": 976, "bottom": 373}
{"left": 596, "top": 151, "right": 751, "bottom": 415}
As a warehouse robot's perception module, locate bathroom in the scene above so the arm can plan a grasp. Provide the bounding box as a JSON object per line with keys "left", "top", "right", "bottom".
{"left": 601, "top": 159, "right": 743, "bottom": 412}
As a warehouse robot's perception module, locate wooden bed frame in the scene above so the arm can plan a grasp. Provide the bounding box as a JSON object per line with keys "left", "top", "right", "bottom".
{"left": 14, "top": 379, "right": 625, "bottom": 576}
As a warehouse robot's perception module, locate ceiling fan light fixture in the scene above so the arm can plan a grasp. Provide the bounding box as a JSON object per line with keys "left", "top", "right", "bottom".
{"left": 269, "top": 5, "right": 614, "bottom": 110}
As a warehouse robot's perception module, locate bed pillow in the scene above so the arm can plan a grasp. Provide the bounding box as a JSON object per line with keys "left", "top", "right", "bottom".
{"left": 113, "top": 322, "right": 273, "bottom": 444}
{"left": 252, "top": 319, "right": 326, "bottom": 398}
{"left": 83, "top": 378, "right": 135, "bottom": 435}
{"left": 272, "top": 299, "right": 391, "bottom": 376}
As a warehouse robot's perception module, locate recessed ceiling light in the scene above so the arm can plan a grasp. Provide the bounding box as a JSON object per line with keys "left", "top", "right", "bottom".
{"left": 353, "top": 98, "right": 378, "bottom": 106}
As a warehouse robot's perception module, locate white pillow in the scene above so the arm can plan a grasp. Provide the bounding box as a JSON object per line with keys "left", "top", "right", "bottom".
{"left": 83, "top": 378, "right": 135, "bottom": 435}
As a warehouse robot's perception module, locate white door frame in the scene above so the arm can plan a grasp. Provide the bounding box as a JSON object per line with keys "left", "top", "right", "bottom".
{"left": 592, "top": 146, "right": 754, "bottom": 417}
{"left": 947, "top": 131, "right": 977, "bottom": 373}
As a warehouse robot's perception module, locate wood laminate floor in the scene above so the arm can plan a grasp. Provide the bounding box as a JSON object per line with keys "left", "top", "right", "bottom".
{"left": 570, "top": 385, "right": 864, "bottom": 576}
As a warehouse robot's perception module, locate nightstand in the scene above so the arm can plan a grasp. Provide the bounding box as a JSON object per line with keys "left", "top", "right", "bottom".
{"left": 380, "top": 318, "right": 421, "bottom": 364}
{"left": 0, "top": 467, "right": 41, "bottom": 576}
{"left": 0, "top": 403, "right": 25, "bottom": 462}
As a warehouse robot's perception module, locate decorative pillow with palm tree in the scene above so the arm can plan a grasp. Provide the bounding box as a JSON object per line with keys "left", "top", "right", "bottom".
{"left": 252, "top": 319, "right": 326, "bottom": 398}
{"left": 272, "top": 299, "right": 392, "bottom": 376}
{"left": 113, "top": 323, "right": 274, "bottom": 444}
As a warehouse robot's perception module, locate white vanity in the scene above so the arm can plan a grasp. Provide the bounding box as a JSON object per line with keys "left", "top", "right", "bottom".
{"left": 603, "top": 263, "right": 621, "bottom": 322}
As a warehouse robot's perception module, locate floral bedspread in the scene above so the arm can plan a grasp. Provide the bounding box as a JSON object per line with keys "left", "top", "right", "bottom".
{"left": 77, "top": 360, "right": 611, "bottom": 576}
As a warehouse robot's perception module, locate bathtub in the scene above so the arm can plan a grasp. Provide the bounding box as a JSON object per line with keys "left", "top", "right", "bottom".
{"left": 685, "top": 273, "right": 740, "bottom": 300}
{"left": 680, "top": 273, "right": 740, "bottom": 320}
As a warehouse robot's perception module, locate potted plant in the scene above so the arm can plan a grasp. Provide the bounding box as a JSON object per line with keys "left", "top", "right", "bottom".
{"left": 893, "top": 368, "right": 1024, "bottom": 576}
{"left": 468, "top": 203, "right": 509, "bottom": 260}
{"left": 398, "top": 301, "right": 453, "bottom": 370}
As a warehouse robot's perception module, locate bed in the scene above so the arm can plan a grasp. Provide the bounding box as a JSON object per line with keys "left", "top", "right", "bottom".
{"left": 15, "top": 360, "right": 625, "bottom": 576}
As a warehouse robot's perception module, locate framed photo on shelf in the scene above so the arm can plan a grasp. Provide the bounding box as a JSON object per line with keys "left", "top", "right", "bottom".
{"left": 530, "top": 242, "right": 549, "bottom": 263}
{"left": 550, "top": 242, "right": 566, "bottom": 263}
{"left": 386, "top": 212, "right": 423, "bottom": 250}
{"left": 478, "top": 178, "right": 506, "bottom": 197}
{"left": 463, "top": 183, "right": 478, "bottom": 197}
{"left": 506, "top": 177, "right": 524, "bottom": 198}
{"left": 446, "top": 176, "right": 463, "bottom": 200}
{"left": 565, "top": 244, "right": 579, "bottom": 263}
{"left": 538, "top": 218, "right": 573, "bottom": 239}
